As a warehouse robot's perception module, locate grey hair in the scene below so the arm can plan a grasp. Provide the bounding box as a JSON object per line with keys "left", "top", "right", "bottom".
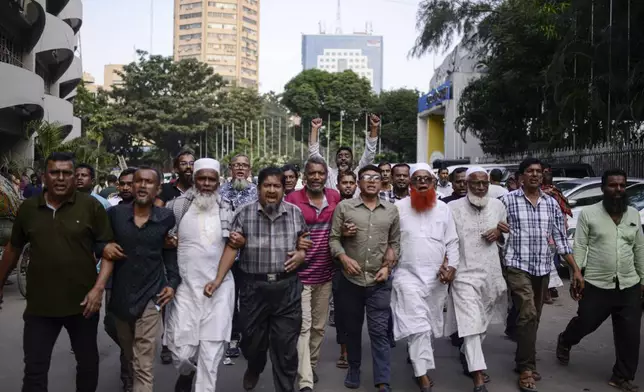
{"left": 304, "top": 156, "right": 329, "bottom": 175}
{"left": 230, "top": 154, "right": 250, "bottom": 165}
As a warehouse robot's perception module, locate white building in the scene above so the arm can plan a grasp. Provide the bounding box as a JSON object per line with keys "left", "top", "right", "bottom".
{"left": 416, "top": 42, "right": 486, "bottom": 164}
{"left": 316, "top": 48, "right": 374, "bottom": 87}
{"left": 0, "top": 0, "right": 83, "bottom": 165}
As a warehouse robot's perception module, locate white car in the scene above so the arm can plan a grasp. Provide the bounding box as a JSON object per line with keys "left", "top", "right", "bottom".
{"left": 557, "top": 177, "right": 644, "bottom": 201}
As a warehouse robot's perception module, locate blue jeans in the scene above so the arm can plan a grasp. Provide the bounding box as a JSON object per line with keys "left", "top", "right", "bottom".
{"left": 337, "top": 273, "right": 392, "bottom": 386}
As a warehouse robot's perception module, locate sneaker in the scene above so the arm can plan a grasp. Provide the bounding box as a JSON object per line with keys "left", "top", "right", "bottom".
{"left": 226, "top": 340, "right": 241, "bottom": 358}
{"left": 608, "top": 375, "right": 639, "bottom": 392}
{"left": 344, "top": 367, "right": 360, "bottom": 389}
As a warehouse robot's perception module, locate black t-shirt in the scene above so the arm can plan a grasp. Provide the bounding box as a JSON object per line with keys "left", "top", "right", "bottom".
{"left": 440, "top": 193, "right": 465, "bottom": 204}
{"left": 158, "top": 183, "right": 183, "bottom": 203}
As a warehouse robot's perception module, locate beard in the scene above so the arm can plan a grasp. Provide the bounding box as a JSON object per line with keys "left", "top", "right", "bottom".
{"left": 232, "top": 178, "right": 249, "bottom": 191}
{"left": 263, "top": 202, "right": 279, "bottom": 215}
{"left": 467, "top": 192, "right": 489, "bottom": 209}
{"left": 603, "top": 194, "right": 628, "bottom": 214}
{"left": 193, "top": 190, "right": 218, "bottom": 212}
{"left": 410, "top": 187, "right": 437, "bottom": 213}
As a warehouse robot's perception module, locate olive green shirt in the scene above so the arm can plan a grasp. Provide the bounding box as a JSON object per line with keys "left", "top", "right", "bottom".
{"left": 11, "top": 191, "right": 113, "bottom": 317}
{"left": 329, "top": 197, "right": 400, "bottom": 287}
{"left": 574, "top": 202, "right": 644, "bottom": 290}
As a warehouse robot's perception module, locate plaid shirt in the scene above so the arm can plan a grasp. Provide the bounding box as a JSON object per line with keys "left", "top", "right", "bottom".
{"left": 231, "top": 200, "right": 308, "bottom": 274}
{"left": 501, "top": 188, "right": 572, "bottom": 276}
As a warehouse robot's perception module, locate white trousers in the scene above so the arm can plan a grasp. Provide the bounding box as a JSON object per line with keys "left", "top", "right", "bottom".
{"left": 460, "top": 333, "right": 487, "bottom": 372}
{"left": 172, "top": 340, "right": 226, "bottom": 392}
{"left": 408, "top": 330, "right": 435, "bottom": 377}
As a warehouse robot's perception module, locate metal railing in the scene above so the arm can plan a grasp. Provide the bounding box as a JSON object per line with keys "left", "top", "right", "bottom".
{"left": 0, "top": 30, "right": 24, "bottom": 67}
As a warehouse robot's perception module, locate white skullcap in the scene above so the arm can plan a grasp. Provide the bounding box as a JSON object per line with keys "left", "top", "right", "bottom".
{"left": 410, "top": 162, "right": 436, "bottom": 178}
{"left": 465, "top": 166, "right": 488, "bottom": 178}
{"left": 193, "top": 158, "right": 220, "bottom": 175}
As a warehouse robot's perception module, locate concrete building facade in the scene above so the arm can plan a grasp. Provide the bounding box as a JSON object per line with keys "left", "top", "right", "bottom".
{"left": 0, "top": 0, "right": 83, "bottom": 165}
{"left": 173, "top": 0, "right": 260, "bottom": 89}
{"left": 301, "top": 33, "right": 383, "bottom": 93}
{"left": 416, "top": 42, "right": 486, "bottom": 164}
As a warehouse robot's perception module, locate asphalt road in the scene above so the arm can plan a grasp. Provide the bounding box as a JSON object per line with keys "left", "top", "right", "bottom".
{"left": 0, "top": 278, "right": 641, "bottom": 392}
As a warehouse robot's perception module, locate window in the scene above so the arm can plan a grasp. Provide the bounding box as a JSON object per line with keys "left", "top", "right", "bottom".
{"left": 206, "top": 54, "right": 236, "bottom": 63}
{"left": 241, "top": 77, "right": 257, "bottom": 87}
{"left": 221, "top": 75, "right": 236, "bottom": 83}
{"left": 245, "top": 0, "right": 258, "bottom": 6}
{"left": 179, "top": 33, "right": 202, "bottom": 41}
{"left": 179, "top": 12, "right": 202, "bottom": 19}
{"left": 208, "top": 12, "right": 236, "bottom": 19}
{"left": 208, "top": 23, "right": 236, "bottom": 30}
{"left": 210, "top": 64, "right": 236, "bottom": 74}
{"left": 243, "top": 6, "right": 257, "bottom": 16}
{"left": 179, "top": 2, "right": 202, "bottom": 11}
{"left": 241, "top": 47, "right": 257, "bottom": 57}
{"left": 208, "top": 43, "right": 236, "bottom": 53}
{"left": 242, "top": 27, "right": 257, "bottom": 36}
{"left": 242, "top": 57, "right": 257, "bottom": 66}
{"left": 241, "top": 37, "right": 257, "bottom": 48}
{"left": 178, "top": 43, "right": 201, "bottom": 53}
{"left": 208, "top": 2, "right": 237, "bottom": 10}
{"left": 180, "top": 23, "right": 202, "bottom": 30}
{"left": 179, "top": 54, "right": 200, "bottom": 60}
{"left": 241, "top": 67, "right": 256, "bottom": 76}
{"left": 208, "top": 32, "right": 237, "bottom": 41}
{"left": 242, "top": 16, "right": 257, "bottom": 25}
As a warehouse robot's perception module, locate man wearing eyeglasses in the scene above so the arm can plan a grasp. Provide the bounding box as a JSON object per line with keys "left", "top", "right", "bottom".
{"left": 156, "top": 151, "right": 196, "bottom": 208}
{"left": 330, "top": 164, "right": 400, "bottom": 392}
{"left": 219, "top": 154, "right": 259, "bottom": 359}
{"left": 390, "top": 163, "right": 460, "bottom": 392}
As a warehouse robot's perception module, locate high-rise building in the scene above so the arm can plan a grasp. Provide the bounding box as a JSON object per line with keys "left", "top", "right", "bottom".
{"left": 301, "top": 34, "right": 383, "bottom": 93}
{"left": 1, "top": 0, "right": 84, "bottom": 163}
{"left": 103, "top": 64, "right": 125, "bottom": 92}
{"left": 173, "top": 0, "right": 260, "bottom": 89}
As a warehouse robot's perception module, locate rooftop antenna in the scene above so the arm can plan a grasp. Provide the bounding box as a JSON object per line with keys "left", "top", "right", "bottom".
{"left": 335, "top": 0, "right": 342, "bottom": 34}
{"left": 319, "top": 20, "right": 326, "bottom": 34}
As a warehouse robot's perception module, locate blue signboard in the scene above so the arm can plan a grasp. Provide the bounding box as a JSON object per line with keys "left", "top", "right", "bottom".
{"left": 418, "top": 81, "right": 452, "bottom": 113}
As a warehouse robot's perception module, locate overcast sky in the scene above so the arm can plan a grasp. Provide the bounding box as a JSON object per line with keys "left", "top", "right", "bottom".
{"left": 81, "top": 0, "right": 441, "bottom": 93}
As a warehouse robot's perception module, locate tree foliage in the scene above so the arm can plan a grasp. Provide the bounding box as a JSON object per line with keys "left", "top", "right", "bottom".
{"left": 372, "top": 88, "right": 420, "bottom": 162}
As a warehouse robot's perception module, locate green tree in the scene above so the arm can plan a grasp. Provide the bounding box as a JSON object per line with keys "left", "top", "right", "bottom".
{"left": 372, "top": 88, "right": 420, "bottom": 162}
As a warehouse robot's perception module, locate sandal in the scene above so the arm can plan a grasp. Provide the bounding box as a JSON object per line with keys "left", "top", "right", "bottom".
{"left": 518, "top": 371, "right": 538, "bottom": 392}
{"left": 336, "top": 355, "right": 349, "bottom": 369}
{"left": 412, "top": 373, "right": 434, "bottom": 388}
{"left": 514, "top": 367, "right": 541, "bottom": 381}
{"left": 609, "top": 376, "right": 639, "bottom": 392}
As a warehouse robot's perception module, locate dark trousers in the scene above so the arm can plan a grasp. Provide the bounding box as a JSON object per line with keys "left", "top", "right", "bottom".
{"left": 230, "top": 264, "right": 242, "bottom": 342}
{"left": 338, "top": 273, "right": 392, "bottom": 386}
{"left": 332, "top": 269, "right": 347, "bottom": 345}
{"left": 505, "top": 267, "right": 549, "bottom": 372}
{"left": 239, "top": 274, "right": 302, "bottom": 392}
{"left": 104, "top": 289, "right": 130, "bottom": 385}
{"left": 23, "top": 313, "right": 99, "bottom": 392}
{"left": 561, "top": 282, "right": 642, "bottom": 380}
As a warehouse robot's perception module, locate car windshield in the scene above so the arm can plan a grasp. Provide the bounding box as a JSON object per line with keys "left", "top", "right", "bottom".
{"left": 557, "top": 181, "right": 584, "bottom": 193}
{"left": 627, "top": 184, "right": 644, "bottom": 211}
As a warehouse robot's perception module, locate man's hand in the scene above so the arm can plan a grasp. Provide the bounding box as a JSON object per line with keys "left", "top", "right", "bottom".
{"left": 164, "top": 234, "right": 178, "bottom": 249}
{"left": 80, "top": 287, "right": 104, "bottom": 318}
{"left": 340, "top": 254, "right": 362, "bottom": 276}
{"left": 103, "top": 243, "right": 126, "bottom": 261}
{"left": 204, "top": 280, "right": 221, "bottom": 298}
{"left": 570, "top": 269, "right": 585, "bottom": 301}
{"left": 341, "top": 222, "right": 358, "bottom": 237}
{"left": 375, "top": 266, "right": 389, "bottom": 283}
{"left": 438, "top": 265, "right": 456, "bottom": 284}
{"left": 285, "top": 250, "right": 306, "bottom": 273}
{"left": 297, "top": 232, "right": 313, "bottom": 251}
{"left": 369, "top": 113, "right": 381, "bottom": 128}
{"left": 311, "top": 118, "right": 323, "bottom": 130}
{"left": 156, "top": 287, "right": 175, "bottom": 307}
{"left": 497, "top": 221, "right": 510, "bottom": 234}
{"left": 229, "top": 232, "right": 246, "bottom": 249}
{"left": 482, "top": 228, "right": 501, "bottom": 243}
{"left": 383, "top": 247, "right": 397, "bottom": 268}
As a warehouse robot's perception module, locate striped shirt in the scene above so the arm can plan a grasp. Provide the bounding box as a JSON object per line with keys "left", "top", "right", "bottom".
{"left": 285, "top": 188, "right": 341, "bottom": 285}
{"left": 501, "top": 188, "right": 572, "bottom": 276}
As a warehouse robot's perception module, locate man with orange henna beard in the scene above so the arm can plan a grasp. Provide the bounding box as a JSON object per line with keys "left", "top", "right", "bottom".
{"left": 390, "top": 163, "right": 460, "bottom": 392}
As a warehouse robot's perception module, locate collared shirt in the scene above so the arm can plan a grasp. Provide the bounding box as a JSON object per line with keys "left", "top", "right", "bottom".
{"left": 329, "top": 197, "right": 401, "bottom": 287}
{"left": 574, "top": 202, "right": 644, "bottom": 290}
{"left": 10, "top": 192, "right": 113, "bottom": 317}
{"left": 309, "top": 135, "right": 378, "bottom": 189}
{"left": 285, "top": 188, "right": 341, "bottom": 285}
{"left": 107, "top": 204, "right": 181, "bottom": 321}
{"left": 437, "top": 182, "right": 453, "bottom": 198}
{"left": 501, "top": 188, "right": 572, "bottom": 276}
{"left": 379, "top": 189, "right": 408, "bottom": 204}
{"left": 231, "top": 200, "right": 308, "bottom": 274}
{"left": 220, "top": 181, "right": 258, "bottom": 210}
{"left": 440, "top": 193, "right": 465, "bottom": 204}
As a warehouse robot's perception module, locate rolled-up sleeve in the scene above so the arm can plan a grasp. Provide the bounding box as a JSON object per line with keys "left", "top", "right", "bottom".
{"left": 329, "top": 203, "right": 346, "bottom": 258}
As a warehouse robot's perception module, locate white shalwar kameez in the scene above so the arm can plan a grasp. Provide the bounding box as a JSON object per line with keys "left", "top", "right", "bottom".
{"left": 445, "top": 197, "right": 508, "bottom": 372}
{"left": 391, "top": 198, "right": 460, "bottom": 377}
{"left": 165, "top": 204, "right": 235, "bottom": 392}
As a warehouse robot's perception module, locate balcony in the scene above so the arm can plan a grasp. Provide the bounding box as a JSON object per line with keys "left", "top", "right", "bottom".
{"left": 42, "top": 94, "right": 74, "bottom": 140}
{"left": 0, "top": 0, "right": 46, "bottom": 52}
{"left": 34, "top": 12, "right": 75, "bottom": 83}
{"left": 62, "top": 116, "right": 81, "bottom": 143}
{"left": 46, "top": 0, "right": 71, "bottom": 17}
{"left": 58, "top": 0, "right": 83, "bottom": 33}
{"left": 59, "top": 55, "right": 81, "bottom": 98}
{"left": 0, "top": 62, "right": 45, "bottom": 136}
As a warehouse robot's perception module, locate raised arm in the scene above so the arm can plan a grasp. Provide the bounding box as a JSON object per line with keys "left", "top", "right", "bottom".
{"left": 308, "top": 118, "right": 324, "bottom": 160}
{"left": 356, "top": 114, "right": 380, "bottom": 170}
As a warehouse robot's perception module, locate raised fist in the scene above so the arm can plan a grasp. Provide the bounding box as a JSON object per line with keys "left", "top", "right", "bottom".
{"left": 369, "top": 113, "right": 381, "bottom": 127}
{"left": 311, "top": 118, "right": 323, "bottom": 129}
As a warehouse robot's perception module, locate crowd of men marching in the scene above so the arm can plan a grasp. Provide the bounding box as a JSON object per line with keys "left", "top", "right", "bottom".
{"left": 0, "top": 114, "right": 642, "bottom": 392}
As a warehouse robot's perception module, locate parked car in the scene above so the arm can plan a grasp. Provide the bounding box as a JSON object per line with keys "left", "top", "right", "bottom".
{"left": 557, "top": 177, "right": 644, "bottom": 201}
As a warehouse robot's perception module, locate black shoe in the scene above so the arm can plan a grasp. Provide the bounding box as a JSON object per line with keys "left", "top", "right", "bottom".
{"left": 174, "top": 372, "right": 195, "bottom": 392}
{"left": 549, "top": 288, "right": 559, "bottom": 298}
{"left": 344, "top": 367, "right": 360, "bottom": 389}
{"left": 160, "top": 346, "right": 172, "bottom": 365}
{"left": 313, "top": 370, "right": 319, "bottom": 383}
{"left": 243, "top": 369, "right": 260, "bottom": 391}
{"left": 300, "top": 388, "right": 313, "bottom": 392}
{"left": 556, "top": 333, "right": 571, "bottom": 365}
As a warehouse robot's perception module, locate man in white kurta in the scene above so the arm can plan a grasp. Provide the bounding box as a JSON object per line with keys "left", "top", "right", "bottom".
{"left": 446, "top": 167, "right": 508, "bottom": 392}
{"left": 391, "top": 163, "right": 460, "bottom": 391}
{"left": 164, "top": 159, "right": 238, "bottom": 392}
